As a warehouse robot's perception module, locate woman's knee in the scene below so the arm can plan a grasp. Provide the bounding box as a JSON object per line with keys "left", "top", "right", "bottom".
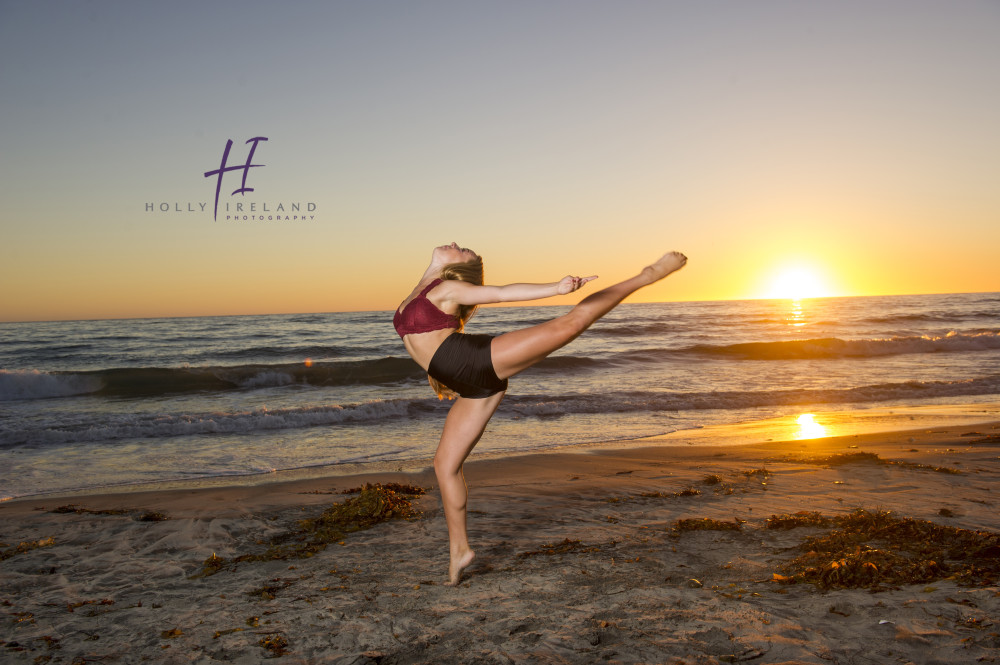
{"left": 557, "top": 309, "right": 591, "bottom": 339}
{"left": 433, "top": 444, "right": 461, "bottom": 471}
{"left": 433, "top": 453, "right": 458, "bottom": 478}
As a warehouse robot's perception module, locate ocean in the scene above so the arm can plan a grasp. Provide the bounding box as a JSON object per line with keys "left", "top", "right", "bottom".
{"left": 2, "top": 292, "right": 999, "bottom": 500}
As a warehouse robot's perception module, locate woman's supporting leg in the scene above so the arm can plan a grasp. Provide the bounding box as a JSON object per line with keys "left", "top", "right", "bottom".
{"left": 491, "top": 251, "right": 686, "bottom": 379}
{"left": 434, "top": 390, "right": 505, "bottom": 585}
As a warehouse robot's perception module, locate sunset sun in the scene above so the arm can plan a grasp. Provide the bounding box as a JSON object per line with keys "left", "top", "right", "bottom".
{"left": 764, "top": 265, "right": 833, "bottom": 300}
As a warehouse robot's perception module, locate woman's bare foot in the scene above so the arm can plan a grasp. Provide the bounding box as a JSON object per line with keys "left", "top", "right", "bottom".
{"left": 445, "top": 549, "right": 475, "bottom": 586}
{"left": 643, "top": 251, "right": 687, "bottom": 282}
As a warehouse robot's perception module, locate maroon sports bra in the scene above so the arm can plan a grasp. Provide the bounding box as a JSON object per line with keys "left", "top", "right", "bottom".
{"left": 393, "top": 279, "right": 459, "bottom": 338}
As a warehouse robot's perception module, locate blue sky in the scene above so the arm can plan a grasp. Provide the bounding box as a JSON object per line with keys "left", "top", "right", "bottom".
{"left": 2, "top": 1, "right": 998, "bottom": 320}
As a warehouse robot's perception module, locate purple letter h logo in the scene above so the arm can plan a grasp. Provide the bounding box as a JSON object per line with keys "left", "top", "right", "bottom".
{"left": 203, "top": 136, "right": 268, "bottom": 220}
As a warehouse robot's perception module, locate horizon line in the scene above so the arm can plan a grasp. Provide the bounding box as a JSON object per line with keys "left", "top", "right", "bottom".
{"left": 2, "top": 289, "right": 997, "bottom": 325}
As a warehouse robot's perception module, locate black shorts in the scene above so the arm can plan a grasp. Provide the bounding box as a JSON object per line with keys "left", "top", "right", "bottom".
{"left": 428, "top": 333, "right": 508, "bottom": 399}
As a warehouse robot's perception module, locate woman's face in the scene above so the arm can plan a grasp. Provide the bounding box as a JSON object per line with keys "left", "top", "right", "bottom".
{"left": 434, "top": 242, "right": 479, "bottom": 264}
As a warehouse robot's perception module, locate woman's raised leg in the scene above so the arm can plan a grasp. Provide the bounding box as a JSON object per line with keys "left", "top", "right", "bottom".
{"left": 491, "top": 251, "right": 686, "bottom": 379}
{"left": 434, "top": 390, "right": 505, "bottom": 585}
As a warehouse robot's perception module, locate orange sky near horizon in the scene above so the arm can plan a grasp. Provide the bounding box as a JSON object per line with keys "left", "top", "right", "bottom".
{"left": 4, "top": 215, "right": 995, "bottom": 323}
{"left": 1, "top": 2, "right": 998, "bottom": 323}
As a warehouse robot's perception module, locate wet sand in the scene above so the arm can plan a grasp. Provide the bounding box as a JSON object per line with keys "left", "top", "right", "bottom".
{"left": 2, "top": 419, "right": 1000, "bottom": 664}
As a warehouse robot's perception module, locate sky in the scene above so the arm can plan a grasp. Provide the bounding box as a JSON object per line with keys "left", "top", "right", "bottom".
{"left": 1, "top": 0, "right": 998, "bottom": 322}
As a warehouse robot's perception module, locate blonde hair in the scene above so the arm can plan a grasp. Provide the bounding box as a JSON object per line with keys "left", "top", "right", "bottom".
{"left": 428, "top": 255, "right": 484, "bottom": 400}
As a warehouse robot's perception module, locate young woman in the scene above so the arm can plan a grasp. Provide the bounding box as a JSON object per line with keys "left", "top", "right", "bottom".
{"left": 394, "top": 242, "right": 687, "bottom": 585}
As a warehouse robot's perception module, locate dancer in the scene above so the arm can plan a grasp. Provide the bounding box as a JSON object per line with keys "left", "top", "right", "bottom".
{"left": 394, "top": 242, "right": 687, "bottom": 584}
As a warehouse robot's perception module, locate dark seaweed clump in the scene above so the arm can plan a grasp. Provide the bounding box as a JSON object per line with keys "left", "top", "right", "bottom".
{"left": 792, "top": 452, "right": 961, "bottom": 474}
{"left": 259, "top": 633, "right": 290, "bottom": 656}
{"left": 0, "top": 537, "right": 56, "bottom": 561}
{"left": 775, "top": 509, "right": 1000, "bottom": 590}
{"left": 643, "top": 488, "right": 702, "bottom": 499}
{"left": 193, "top": 483, "right": 425, "bottom": 577}
{"left": 765, "top": 511, "right": 833, "bottom": 530}
{"left": 671, "top": 518, "right": 742, "bottom": 534}
{"left": 518, "top": 538, "right": 605, "bottom": 558}
{"left": 49, "top": 505, "right": 169, "bottom": 521}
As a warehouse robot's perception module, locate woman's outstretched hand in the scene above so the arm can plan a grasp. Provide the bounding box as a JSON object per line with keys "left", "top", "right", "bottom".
{"left": 557, "top": 275, "right": 598, "bottom": 295}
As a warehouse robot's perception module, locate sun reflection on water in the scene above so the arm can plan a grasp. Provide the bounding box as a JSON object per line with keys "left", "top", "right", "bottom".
{"left": 795, "top": 413, "right": 828, "bottom": 440}
{"left": 787, "top": 299, "right": 806, "bottom": 327}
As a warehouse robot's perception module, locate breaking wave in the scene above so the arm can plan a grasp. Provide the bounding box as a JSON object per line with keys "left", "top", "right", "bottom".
{"left": 6, "top": 375, "right": 998, "bottom": 448}
{"left": 0, "top": 399, "right": 415, "bottom": 447}
{"left": 688, "top": 331, "right": 1000, "bottom": 360}
{"left": 0, "top": 358, "right": 426, "bottom": 401}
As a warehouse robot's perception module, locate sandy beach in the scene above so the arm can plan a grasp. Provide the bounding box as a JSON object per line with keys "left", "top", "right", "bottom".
{"left": 3, "top": 419, "right": 1000, "bottom": 664}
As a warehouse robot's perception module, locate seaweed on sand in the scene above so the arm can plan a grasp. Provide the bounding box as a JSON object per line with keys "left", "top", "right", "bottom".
{"left": 259, "top": 633, "right": 290, "bottom": 657}
{"left": 775, "top": 508, "right": 1000, "bottom": 590}
{"left": 279, "top": 482, "right": 425, "bottom": 555}
{"left": 791, "top": 451, "right": 962, "bottom": 474}
{"left": 193, "top": 483, "right": 425, "bottom": 577}
{"left": 0, "top": 537, "right": 55, "bottom": 561}
{"left": 765, "top": 511, "right": 833, "bottom": 530}
{"left": 606, "top": 488, "right": 701, "bottom": 503}
{"left": 517, "top": 538, "right": 606, "bottom": 558}
{"left": 803, "top": 452, "right": 882, "bottom": 466}
{"left": 642, "top": 488, "right": 702, "bottom": 499}
{"left": 49, "top": 505, "right": 169, "bottom": 521}
{"left": 339, "top": 482, "right": 425, "bottom": 496}
{"left": 741, "top": 468, "right": 771, "bottom": 479}
{"left": 671, "top": 518, "right": 742, "bottom": 534}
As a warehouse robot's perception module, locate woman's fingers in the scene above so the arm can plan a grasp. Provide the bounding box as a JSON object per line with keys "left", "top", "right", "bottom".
{"left": 556, "top": 274, "right": 598, "bottom": 294}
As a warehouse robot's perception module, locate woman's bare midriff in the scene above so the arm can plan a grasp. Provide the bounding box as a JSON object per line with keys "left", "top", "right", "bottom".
{"left": 402, "top": 328, "right": 457, "bottom": 371}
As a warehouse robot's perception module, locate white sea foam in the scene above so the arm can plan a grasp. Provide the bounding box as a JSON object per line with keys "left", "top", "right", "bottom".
{"left": 236, "top": 371, "right": 295, "bottom": 389}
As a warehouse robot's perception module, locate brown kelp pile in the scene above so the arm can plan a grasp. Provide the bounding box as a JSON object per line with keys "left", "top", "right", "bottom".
{"left": 605, "top": 488, "right": 701, "bottom": 503}
{"left": 772, "top": 509, "right": 1000, "bottom": 590}
{"left": 50, "top": 505, "right": 169, "bottom": 522}
{"left": 643, "top": 488, "right": 702, "bottom": 498}
{"left": 194, "top": 483, "right": 425, "bottom": 577}
{"left": 286, "top": 482, "right": 425, "bottom": 555}
{"left": 765, "top": 511, "right": 832, "bottom": 530}
{"left": 518, "top": 538, "right": 606, "bottom": 558}
{"left": 671, "top": 518, "right": 743, "bottom": 534}
{"left": 0, "top": 537, "right": 55, "bottom": 562}
{"left": 789, "top": 451, "right": 961, "bottom": 474}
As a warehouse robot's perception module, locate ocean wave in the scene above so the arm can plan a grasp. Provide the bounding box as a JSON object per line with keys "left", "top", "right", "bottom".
{"left": 0, "top": 399, "right": 414, "bottom": 447}
{"left": 504, "top": 375, "right": 1000, "bottom": 417}
{"left": 286, "top": 314, "right": 329, "bottom": 323}
{"left": 7, "top": 330, "right": 999, "bottom": 403}
{"left": 593, "top": 322, "right": 690, "bottom": 337}
{"left": 0, "top": 358, "right": 427, "bottom": 401}
{"left": 4, "top": 375, "right": 998, "bottom": 448}
{"left": 0, "top": 370, "right": 103, "bottom": 401}
{"left": 688, "top": 331, "right": 1000, "bottom": 360}
{"left": 861, "top": 311, "right": 999, "bottom": 324}
{"left": 530, "top": 355, "right": 611, "bottom": 372}
{"left": 205, "top": 344, "right": 355, "bottom": 361}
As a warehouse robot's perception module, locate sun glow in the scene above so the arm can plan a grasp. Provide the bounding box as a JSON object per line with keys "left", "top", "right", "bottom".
{"left": 795, "top": 413, "right": 828, "bottom": 440}
{"left": 764, "top": 265, "right": 833, "bottom": 300}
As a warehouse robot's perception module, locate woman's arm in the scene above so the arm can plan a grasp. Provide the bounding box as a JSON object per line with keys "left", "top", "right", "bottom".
{"left": 441, "top": 275, "right": 597, "bottom": 306}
